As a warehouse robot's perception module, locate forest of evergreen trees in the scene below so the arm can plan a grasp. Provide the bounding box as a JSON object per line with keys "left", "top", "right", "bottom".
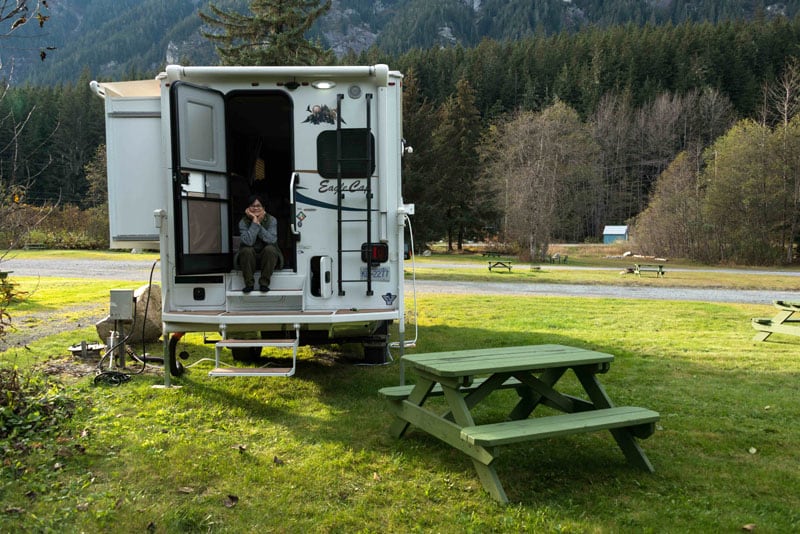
{"left": 3, "top": 14, "right": 800, "bottom": 263}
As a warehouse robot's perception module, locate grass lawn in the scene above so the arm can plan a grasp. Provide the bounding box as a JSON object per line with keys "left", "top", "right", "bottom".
{"left": 1, "top": 253, "right": 799, "bottom": 532}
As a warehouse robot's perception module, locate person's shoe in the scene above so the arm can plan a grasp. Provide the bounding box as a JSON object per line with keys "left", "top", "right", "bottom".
{"left": 242, "top": 285, "right": 254, "bottom": 294}
{"left": 259, "top": 284, "right": 270, "bottom": 292}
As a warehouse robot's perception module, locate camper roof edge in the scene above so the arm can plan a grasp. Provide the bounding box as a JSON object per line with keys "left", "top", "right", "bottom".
{"left": 164, "top": 64, "right": 390, "bottom": 85}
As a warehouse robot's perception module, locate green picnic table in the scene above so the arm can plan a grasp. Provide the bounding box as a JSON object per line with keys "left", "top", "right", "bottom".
{"left": 488, "top": 259, "right": 513, "bottom": 272}
{"left": 379, "top": 344, "right": 659, "bottom": 503}
{"left": 752, "top": 300, "right": 800, "bottom": 341}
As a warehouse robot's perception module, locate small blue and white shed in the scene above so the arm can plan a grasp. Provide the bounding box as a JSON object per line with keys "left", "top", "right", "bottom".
{"left": 603, "top": 225, "right": 629, "bottom": 244}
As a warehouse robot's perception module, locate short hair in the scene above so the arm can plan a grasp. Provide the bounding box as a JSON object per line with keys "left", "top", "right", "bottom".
{"left": 246, "top": 194, "right": 265, "bottom": 210}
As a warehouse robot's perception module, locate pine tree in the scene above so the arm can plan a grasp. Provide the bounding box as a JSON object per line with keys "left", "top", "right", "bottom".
{"left": 199, "top": 0, "right": 333, "bottom": 66}
{"left": 430, "top": 78, "right": 483, "bottom": 250}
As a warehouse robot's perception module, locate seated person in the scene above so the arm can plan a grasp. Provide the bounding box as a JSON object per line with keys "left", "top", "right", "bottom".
{"left": 237, "top": 195, "right": 283, "bottom": 293}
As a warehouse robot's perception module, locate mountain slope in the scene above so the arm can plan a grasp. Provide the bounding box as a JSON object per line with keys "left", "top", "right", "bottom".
{"left": 2, "top": 0, "right": 799, "bottom": 85}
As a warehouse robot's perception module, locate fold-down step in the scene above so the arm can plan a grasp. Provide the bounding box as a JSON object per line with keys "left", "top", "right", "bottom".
{"left": 210, "top": 336, "right": 299, "bottom": 377}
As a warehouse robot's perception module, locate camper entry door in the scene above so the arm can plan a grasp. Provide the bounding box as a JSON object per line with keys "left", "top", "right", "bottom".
{"left": 170, "top": 82, "right": 233, "bottom": 275}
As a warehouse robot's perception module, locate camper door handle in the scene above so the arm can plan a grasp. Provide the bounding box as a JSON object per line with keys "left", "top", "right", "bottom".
{"left": 290, "top": 172, "right": 300, "bottom": 236}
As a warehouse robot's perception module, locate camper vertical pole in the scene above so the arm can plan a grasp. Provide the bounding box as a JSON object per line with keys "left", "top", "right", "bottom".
{"left": 153, "top": 209, "right": 170, "bottom": 387}
{"left": 336, "top": 93, "right": 345, "bottom": 296}
{"left": 364, "top": 93, "right": 374, "bottom": 296}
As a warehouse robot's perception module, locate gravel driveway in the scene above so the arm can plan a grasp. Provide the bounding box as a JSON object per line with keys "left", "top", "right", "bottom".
{"left": 411, "top": 279, "right": 800, "bottom": 304}
{"left": 4, "top": 256, "right": 798, "bottom": 304}
{"left": 2, "top": 257, "right": 160, "bottom": 281}
{"left": 2, "top": 256, "right": 797, "bottom": 351}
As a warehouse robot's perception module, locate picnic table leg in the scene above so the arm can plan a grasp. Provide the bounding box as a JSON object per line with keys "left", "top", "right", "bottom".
{"left": 574, "top": 369, "right": 655, "bottom": 472}
{"left": 753, "top": 330, "right": 772, "bottom": 342}
{"left": 752, "top": 310, "right": 793, "bottom": 341}
{"left": 507, "top": 367, "right": 568, "bottom": 420}
{"left": 441, "top": 386, "right": 509, "bottom": 503}
{"left": 389, "top": 378, "right": 435, "bottom": 438}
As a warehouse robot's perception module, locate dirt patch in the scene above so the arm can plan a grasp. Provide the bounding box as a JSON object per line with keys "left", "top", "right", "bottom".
{"left": 38, "top": 355, "right": 100, "bottom": 380}
{"left": 0, "top": 303, "right": 107, "bottom": 352}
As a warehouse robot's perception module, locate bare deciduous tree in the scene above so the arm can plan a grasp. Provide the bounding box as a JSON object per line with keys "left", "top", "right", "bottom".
{"left": 765, "top": 59, "right": 800, "bottom": 262}
{"left": 483, "top": 101, "right": 600, "bottom": 260}
{"left": 632, "top": 152, "right": 707, "bottom": 260}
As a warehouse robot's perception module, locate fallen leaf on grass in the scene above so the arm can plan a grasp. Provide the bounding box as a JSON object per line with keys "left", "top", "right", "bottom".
{"left": 76, "top": 502, "right": 89, "bottom": 511}
{"left": 177, "top": 487, "right": 194, "bottom": 494}
{"left": 742, "top": 523, "right": 756, "bottom": 531}
{"left": 4, "top": 507, "right": 25, "bottom": 514}
{"left": 223, "top": 495, "right": 238, "bottom": 508}
{"left": 372, "top": 472, "right": 381, "bottom": 481}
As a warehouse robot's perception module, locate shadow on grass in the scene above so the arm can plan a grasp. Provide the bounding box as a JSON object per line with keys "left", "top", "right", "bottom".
{"left": 162, "top": 324, "right": 675, "bottom": 504}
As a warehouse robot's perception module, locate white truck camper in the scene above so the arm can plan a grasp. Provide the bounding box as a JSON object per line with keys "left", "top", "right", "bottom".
{"left": 90, "top": 64, "right": 413, "bottom": 384}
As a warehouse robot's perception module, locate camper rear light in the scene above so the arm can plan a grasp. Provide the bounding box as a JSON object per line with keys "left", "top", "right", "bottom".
{"left": 312, "top": 80, "right": 336, "bottom": 89}
{"left": 361, "top": 242, "right": 388, "bottom": 264}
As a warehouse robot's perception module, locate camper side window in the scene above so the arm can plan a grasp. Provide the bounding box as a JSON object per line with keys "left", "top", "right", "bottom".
{"left": 317, "top": 129, "right": 375, "bottom": 179}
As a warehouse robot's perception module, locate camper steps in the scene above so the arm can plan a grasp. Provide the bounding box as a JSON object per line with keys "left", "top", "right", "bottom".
{"left": 225, "top": 273, "right": 306, "bottom": 312}
{"left": 210, "top": 337, "right": 299, "bottom": 377}
{"left": 209, "top": 366, "right": 294, "bottom": 377}
{"left": 225, "top": 288, "right": 304, "bottom": 297}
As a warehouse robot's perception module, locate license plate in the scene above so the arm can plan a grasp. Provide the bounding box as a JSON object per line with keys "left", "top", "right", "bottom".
{"left": 360, "top": 266, "right": 390, "bottom": 281}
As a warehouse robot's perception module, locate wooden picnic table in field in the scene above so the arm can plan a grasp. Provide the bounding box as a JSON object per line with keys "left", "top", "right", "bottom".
{"left": 752, "top": 300, "right": 800, "bottom": 341}
{"left": 634, "top": 263, "right": 665, "bottom": 277}
{"left": 487, "top": 259, "right": 513, "bottom": 272}
{"left": 379, "top": 344, "right": 659, "bottom": 503}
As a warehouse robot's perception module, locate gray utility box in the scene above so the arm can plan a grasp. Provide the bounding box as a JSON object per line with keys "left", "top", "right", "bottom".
{"left": 109, "top": 289, "right": 135, "bottom": 321}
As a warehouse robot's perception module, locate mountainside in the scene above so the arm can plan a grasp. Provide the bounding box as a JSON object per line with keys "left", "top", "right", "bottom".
{"left": 2, "top": 0, "right": 799, "bottom": 85}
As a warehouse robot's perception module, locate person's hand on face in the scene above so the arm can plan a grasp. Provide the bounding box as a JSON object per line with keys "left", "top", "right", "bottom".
{"left": 247, "top": 202, "right": 265, "bottom": 224}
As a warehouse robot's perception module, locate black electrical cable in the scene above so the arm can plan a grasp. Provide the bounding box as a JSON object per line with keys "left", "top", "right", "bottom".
{"left": 128, "top": 259, "right": 159, "bottom": 375}
{"left": 93, "top": 370, "right": 131, "bottom": 386}
{"left": 94, "top": 259, "right": 160, "bottom": 385}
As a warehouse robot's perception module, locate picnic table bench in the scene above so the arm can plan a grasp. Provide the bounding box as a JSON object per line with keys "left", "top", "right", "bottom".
{"left": 379, "top": 344, "right": 659, "bottom": 503}
{"left": 634, "top": 263, "right": 665, "bottom": 277}
{"left": 752, "top": 300, "right": 800, "bottom": 341}
{"left": 488, "top": 260, "right": 513, "bottom": 272}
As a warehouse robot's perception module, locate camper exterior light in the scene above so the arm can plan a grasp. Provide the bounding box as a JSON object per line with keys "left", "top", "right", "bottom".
{"left": 312, "top": 80, "right": 336, "bottom": 89}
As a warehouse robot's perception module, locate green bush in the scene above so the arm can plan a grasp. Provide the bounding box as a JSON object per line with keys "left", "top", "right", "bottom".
{"left": 8, "top": 203, "right": 110, "bottom": 250}
{"left": 0, "top": 367, "right": 75, "bottom": 455}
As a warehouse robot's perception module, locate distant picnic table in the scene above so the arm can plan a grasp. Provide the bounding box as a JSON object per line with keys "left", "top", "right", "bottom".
{"left": 634, "top": 263, "right": 665, "bottom": 277}
{"left": 488, "top": 259, "right": 513, "bottom": 272}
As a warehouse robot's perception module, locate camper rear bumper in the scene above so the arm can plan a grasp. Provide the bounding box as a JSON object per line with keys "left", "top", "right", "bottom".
{"left": 161, "top": 308, "right": 399, "bottom": 333}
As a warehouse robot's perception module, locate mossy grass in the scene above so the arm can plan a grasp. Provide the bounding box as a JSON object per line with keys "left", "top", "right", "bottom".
{"left": 1, "top": 260, "right": 799, "bottom": 532}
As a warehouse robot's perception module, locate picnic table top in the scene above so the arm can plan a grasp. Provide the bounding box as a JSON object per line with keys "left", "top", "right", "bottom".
{"left": 402, "top": 344, "right": 613, "bottom": 377}
{"left": 774, "top": 300, "right": 800, "bottom": 310}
